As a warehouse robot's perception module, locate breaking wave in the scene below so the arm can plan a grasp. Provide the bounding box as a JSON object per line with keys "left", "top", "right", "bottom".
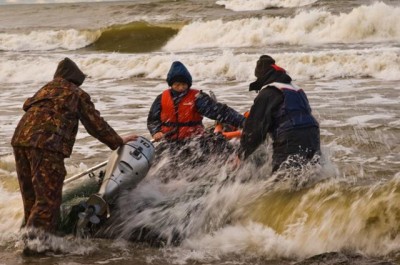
{"left": 216, "top": 0, "right": 318, "bottom": 11}
{"left": 165, "top": 2, "right": 400, "bottom": 50}
{"left": 2, "top": 47, "right": 400, "bottom": 84}
{"left": 0, "top": 22, "right": 179, "bottom": 52}
{"left": 0, "top": 29, "right": 101, "bottom": 51}
{"left": 89, "top": 22, "right": 179, "bottom": 53}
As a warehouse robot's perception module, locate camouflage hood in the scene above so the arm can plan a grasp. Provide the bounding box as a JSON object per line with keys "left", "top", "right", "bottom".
{"left": 53, "top": 57, "right": 86, "bottom": 86}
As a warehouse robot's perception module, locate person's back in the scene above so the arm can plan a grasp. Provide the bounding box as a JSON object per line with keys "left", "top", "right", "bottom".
{"left": 12, "top": 58, "right": 123, "bottom": 156}
{"left": 240, "top": 55, "right": 320, "bottom": 172}
{"left": 12, "top": 77, "right": 82, "bottom": 156}
{"left": 11, "top": 58, "right": 137, "bottom": 254}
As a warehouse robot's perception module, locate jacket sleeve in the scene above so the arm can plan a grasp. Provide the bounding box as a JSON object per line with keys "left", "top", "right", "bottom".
{"left": 195, "top": 91, "right": 245, "bottom": 128}
{"left": 78, "top": 90, "right": 123, "bottom": 150}
{"left": 239, "top": 87, "right": 283, "bottom": 159}
{"left": 147, "top": 94, "right": 162, "bottom": 136}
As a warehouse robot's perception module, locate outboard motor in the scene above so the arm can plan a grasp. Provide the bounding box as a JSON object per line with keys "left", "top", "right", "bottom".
{"left": 76, "top": 136, "right": 155, "bottom": 236}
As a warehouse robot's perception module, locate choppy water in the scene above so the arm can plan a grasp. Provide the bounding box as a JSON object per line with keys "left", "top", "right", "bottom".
{"left": 0, "top": 0, "right": 399, "bottom": 264}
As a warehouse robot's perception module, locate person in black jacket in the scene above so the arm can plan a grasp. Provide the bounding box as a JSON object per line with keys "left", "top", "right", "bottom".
{"left": 239, "top": 55, "right": 320, "bottom": 172}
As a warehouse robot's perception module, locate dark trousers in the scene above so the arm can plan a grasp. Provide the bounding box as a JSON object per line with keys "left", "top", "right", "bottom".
{"left": 272, "top": 126, "right": 320, "bottom": 172}
{"left": 13, "top": 147, "right": 66, "bottom": 233}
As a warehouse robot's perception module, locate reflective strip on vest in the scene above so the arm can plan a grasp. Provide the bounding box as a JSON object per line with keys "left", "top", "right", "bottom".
{"left": 266, "top": 82, "right": 302, "bottom": 92}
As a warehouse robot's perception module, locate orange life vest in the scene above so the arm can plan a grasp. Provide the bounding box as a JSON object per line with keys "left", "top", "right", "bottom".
{"left": 160, "top": 89, "right": 204, "bottom": 140}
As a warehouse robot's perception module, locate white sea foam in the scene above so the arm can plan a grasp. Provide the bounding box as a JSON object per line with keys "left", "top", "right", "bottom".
{"left": 1, "top": 47, "right": 400, "bottom": 85}
{"left": 355, "top": 94, "right": 399, "bottom": 105}
{"left": 165, "top": 2, "right": 400, "bottom": 50}
{"left": 2, "top": 0, "right": 121, "bottom": 4}
{"left": 183, "top": 222, "right": 290, "bottom": 258}
{"left": 0, "top": 29, "right": 100, "bottom": 51}
{"left": 176, "top": 176, "right": 400, "bottom": 259}
{"left": 1, "top": 3, "right": 399, "bottom": 53}
{"left": 216, "top": 0, "right": 318, "bottom": 11}
{"left": 0, "top": 186, "right": 22, "bottom": 239}
{"left": 347, "top": 113, "right": 395, "bottom": 126}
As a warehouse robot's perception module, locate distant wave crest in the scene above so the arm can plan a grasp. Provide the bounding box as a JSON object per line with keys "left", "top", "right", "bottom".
{"left": 0, "top": 29, "right": 101, "bottom": 51}
{"left": 216, "top": 0, "right": 318, "bottom": 11}
{"left": 2, "top": 48, "right": 400, "bottom": 84}
{"left": 0, "top": 22, "right": 179, "bottom": 52}
{"left": 165, "top": 2, "right": 400, "bottom": 50}
{"left": 90, "top": 22, "right": 179, "bottom": 53}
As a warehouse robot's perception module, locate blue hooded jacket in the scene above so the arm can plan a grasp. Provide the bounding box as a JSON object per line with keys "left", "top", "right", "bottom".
{"left": 147, "top": 61, "right": 245, "bottom": 137}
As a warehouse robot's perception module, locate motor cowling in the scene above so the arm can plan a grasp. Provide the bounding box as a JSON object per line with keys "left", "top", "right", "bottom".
{"left": 99, "top": 136, "right": 155, "bottom": 204}
{"left": 75, "top": 136, "right": 155, "bottom": 237}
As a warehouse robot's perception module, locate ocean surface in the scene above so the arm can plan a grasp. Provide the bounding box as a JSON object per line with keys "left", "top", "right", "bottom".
{"left": 0, "top": 0, "right": 400, "bottom": 264}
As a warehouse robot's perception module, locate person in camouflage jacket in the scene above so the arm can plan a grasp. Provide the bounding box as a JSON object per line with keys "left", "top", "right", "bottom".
{"left": 11, "top": 57, "right": 137, "bottom": 235}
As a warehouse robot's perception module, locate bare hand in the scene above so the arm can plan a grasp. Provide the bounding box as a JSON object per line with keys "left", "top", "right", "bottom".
{"left": 122, "top": 133, "right": 138, "bottom": 144}
{"left": 152, "top": 132, "right": 164, "bottom": 142}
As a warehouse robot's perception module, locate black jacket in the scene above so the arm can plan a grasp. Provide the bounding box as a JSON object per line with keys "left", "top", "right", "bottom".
{"left": 240, "top": 87, "right": 284, "bottom": 159}
{"left": 239, "top": 70, "right": 319, "bottom": 160}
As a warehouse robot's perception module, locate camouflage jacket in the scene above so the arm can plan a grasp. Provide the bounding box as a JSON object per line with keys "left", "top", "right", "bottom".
{"left": 11, "top": 77, "right": 123, "bottom": 157}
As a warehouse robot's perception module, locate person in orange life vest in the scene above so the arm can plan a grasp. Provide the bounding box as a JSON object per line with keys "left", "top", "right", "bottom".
{"left": 239, "top": 55, "right": 320, "bottom": 172}
{"left": 147, "top": 61, "right": 245, "bottom": 142}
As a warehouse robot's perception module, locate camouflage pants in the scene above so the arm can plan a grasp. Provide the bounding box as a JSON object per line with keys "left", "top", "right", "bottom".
{"left": 13, "top": 147, "right": 66, "bottom": 233}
